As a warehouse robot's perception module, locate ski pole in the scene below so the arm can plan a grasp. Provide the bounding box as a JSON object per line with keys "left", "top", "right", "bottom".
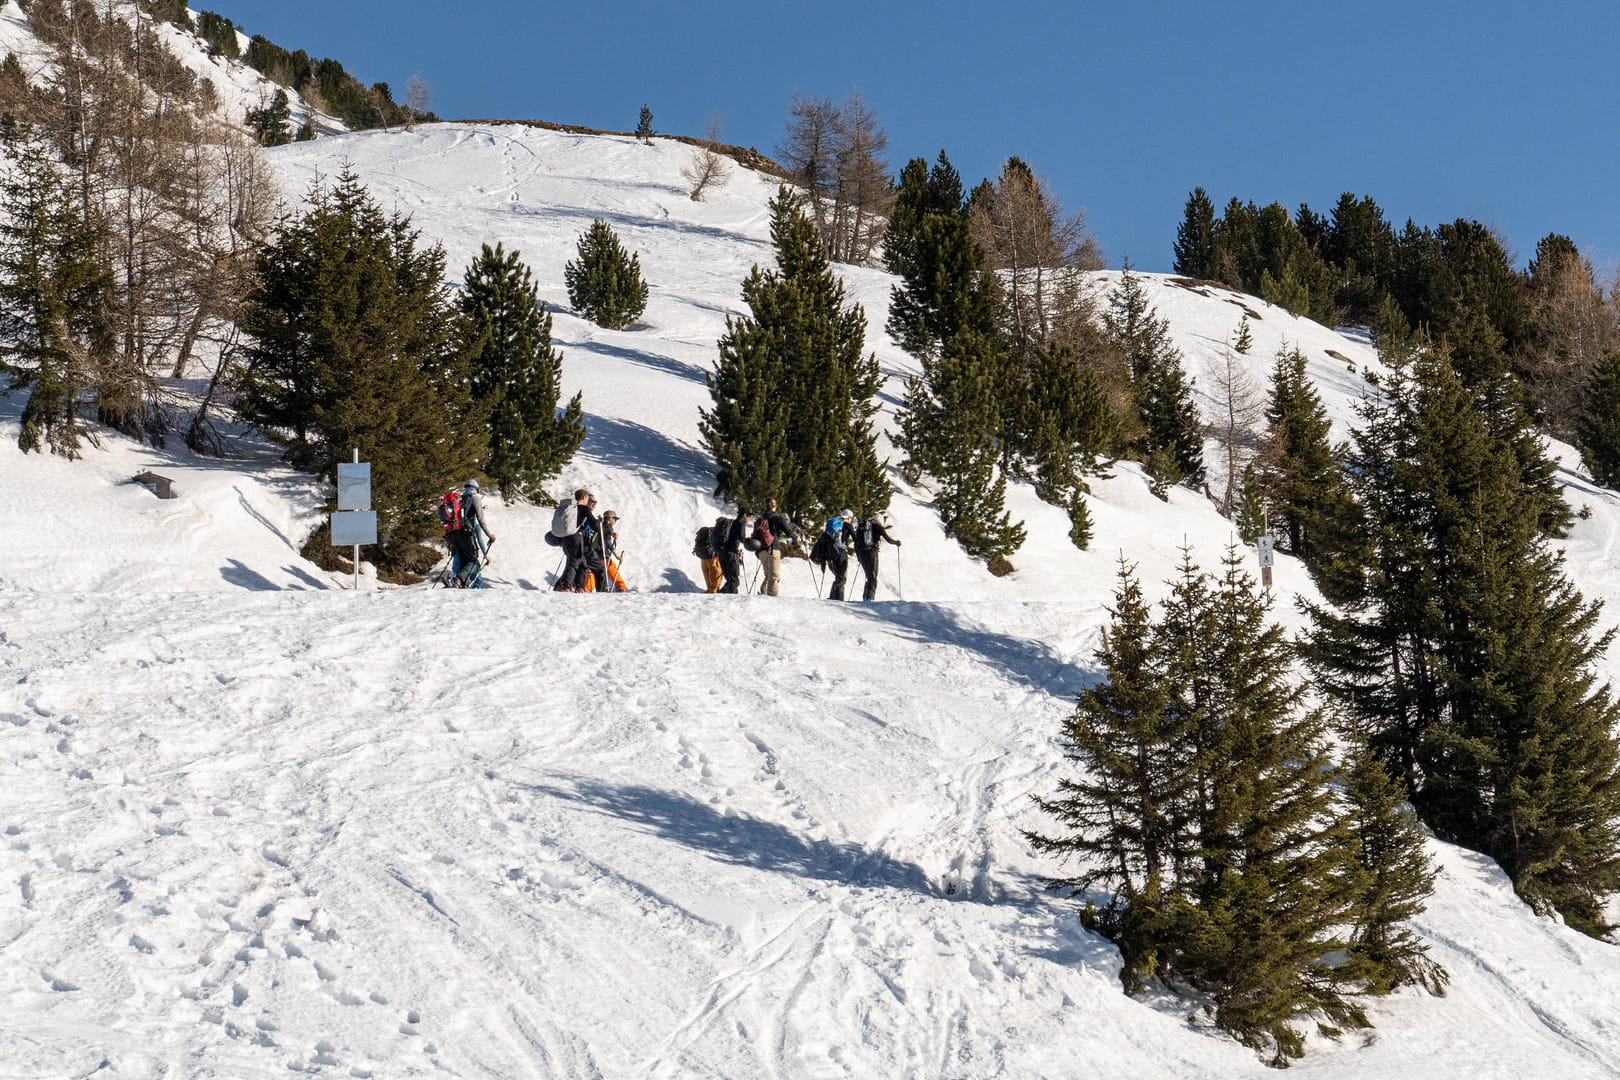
{"left": 428, "top": 550, "right": 452, "bottom": 588}
{"left": 896, "top": 544, "right": 903, "bottom": 602}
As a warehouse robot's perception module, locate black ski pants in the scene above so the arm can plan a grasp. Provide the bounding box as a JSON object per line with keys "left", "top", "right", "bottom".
{"left": 857, "top": 547, "right": 880, "bottom": 600}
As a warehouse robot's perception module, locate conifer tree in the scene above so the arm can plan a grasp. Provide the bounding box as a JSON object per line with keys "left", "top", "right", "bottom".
{"left": 1304, "top": 346, "right": 1620, "bottom": 937}
{"left": 1444, "top": 303, "right": 1571, "bottom": 536}
{"left": 883, "top": 152, "right": 999, "bottom": 362}
{"left": 0, "top": 130, "right": 113, "bottom": 457}
{"left": 1578, "top": 351, "right": 1620, "bottom": 488}
{"left": 1235, "top": 463, "right": 1266, "bottom": 544}
{"left": 1028, "top": 558, "right": 1183, "bottom": 992}
{"left": 887, "top": 152, "right": 1023, "bottom": 561}
{"left": 564, "top": 219, "right": 650, "bottom": 331}
{"left": 246, "top": 88, "right": 292, "bottom": 146}
{"left": 1160, "top": 547, "right": 1363, "bottom": 1064}
{"left": 458, "top": 242, "right": 585, "bottom": 502}
{"left": 635, "top": 104, "right": 653, "bottom": 143}
{"left": 1026, "top": 344, "right": 1115, "bottom": 536}
{"left": 702, "top": 187, "right": 885, "bottom": 521}
{"left": 1104, "top": 267, "right": 1204, "bottom": 488}
{"left": 1232, "top": 314, "right": 1253, "bottom": 355}
{"left": 1338, "top": 738, "right": 1447, "bottom": 995}
{"left": 1256, "top": 344, "right": 1358, "bottom": 582}
{"left": 240, "top": 168, "right": 484, "bottom": 567}
{"left": 1034, "top": 547, "right": 1393, "bottom": 1064}
{"left": 1173, "top": 187, "right": 1217, "bottom": 279}
{"left": 900, "top": 328, "right": 1024, "bottom": 559}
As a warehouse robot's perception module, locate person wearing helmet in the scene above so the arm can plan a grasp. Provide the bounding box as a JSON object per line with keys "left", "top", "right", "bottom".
{"left": 853, "top": 512, "right": 900, "bottom": 600}
{"left": 810, "top": 508, "right": 855, "bottom": 600}
{"left": 453, "top": 479, "right": 495, "bottom": 588}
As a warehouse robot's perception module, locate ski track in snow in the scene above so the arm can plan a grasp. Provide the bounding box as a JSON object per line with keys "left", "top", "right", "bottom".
{"left": 0, "top": 96, "right": 1619, "bottom": 1075}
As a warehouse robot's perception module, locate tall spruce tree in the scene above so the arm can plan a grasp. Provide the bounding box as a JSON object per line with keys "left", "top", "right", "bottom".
{"left": 1578, "top": 351, "right": 1620, "bottom": 488}
{"left": 1103, "top": 268, "right": 1204, "bottom": 488}
{"left": 1028, "top": 558, "right": 1184, "bottom": 992}
{"left": 458, "top": 242, "right": 585, "bottom": 502}
{"left": 1338, "top": 737, "right": 1447, "bottom": 995}
{"left": 239, "top": 168, "right": 484, "bottom": 567}
{"left": 900, "top": 327, "right": 1025, "bottom": 559}
{"left": 1159, "top": 546, "right": 1363, "bottom": 1064}
{"left": 1443, "top": 303, "right": 1571, "bottom": 537}
{"left": 887, "top": 152, "right": 1024, "bottom": 561}
{"left": 1303, "top": 345, "right": 1620, "bottom": 937}
{"left": 1173, "top": 187, "right": 1217, "bottom": 279}
{"left": 1256, "top": 344, "right": 1361, "bottom": 596}
{"left": 0, "top": 129, "right": 113, "bottom": 457}
{"left": 564, "top": 219, "right": 650, "bottom": 331}
{"left": 1033, "top": 547, "right": 1413, "bottom": 1065}
{"left": 702, "top": 187, "right": 885, "bottom": 521}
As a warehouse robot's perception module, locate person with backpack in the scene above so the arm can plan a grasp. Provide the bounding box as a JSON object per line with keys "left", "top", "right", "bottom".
{"left": 693, "top": 520, "right": 723, "bottom": 593}
{"left": 597, "top": 509, "right": 629, "bottom": 592}
{"left": 717, "top": 506, "right": 753, "bottom": 594}
{"left": 578, "top": 493, "right": 610, "bottom": 595}
{"left": 810, "top": 508, "right": 854, "bottom": 600}
{"left": 551, "top": 487, "right": 592, "bottom": 591}
{"left": 853, "top": 512, "right": 901, "bottom": 601}
{"left": 753, "top": 496, "right": 795, "bottom": 597}
{"left": 440, "top": 479, "right": 496, "bottom": 588}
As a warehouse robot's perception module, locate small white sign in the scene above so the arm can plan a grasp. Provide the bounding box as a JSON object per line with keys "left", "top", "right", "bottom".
{"left": 331, "top": 510, "right": 377, "bottom": 546}
{"left": 337, "top": 462, "right": 371, "bottom": 510}
{"left": 1257, "top": 535, "right": 1275, "bottom": 568}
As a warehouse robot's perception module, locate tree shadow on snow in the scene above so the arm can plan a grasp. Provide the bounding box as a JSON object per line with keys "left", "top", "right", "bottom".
{"left": 567, "top": 339, "right": 710, "bottom": 386}
{"left": 526, "top": 777, "right": 940, "bottom": 897}
{"left": 844, "top": 601, "right": 1098, "bottom": 699}
{"left": 582, "top": 414, "right": 711, "bottom": 486}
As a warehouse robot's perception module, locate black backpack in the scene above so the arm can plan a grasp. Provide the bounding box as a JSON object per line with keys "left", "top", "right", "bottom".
{"left": 693, "top": 525, "right": 714, "bottom": 559}
{"left": 713, "top": 515, "right": 734, "bottom": 553}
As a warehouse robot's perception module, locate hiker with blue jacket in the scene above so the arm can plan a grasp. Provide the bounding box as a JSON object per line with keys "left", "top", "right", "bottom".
{"left": 811, "top": 508, "right": 855, "bottom": 600}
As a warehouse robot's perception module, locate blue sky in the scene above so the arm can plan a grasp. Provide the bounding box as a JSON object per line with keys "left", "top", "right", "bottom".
{"left": 208, "top": 1, "right": 1620, "bottom": 275}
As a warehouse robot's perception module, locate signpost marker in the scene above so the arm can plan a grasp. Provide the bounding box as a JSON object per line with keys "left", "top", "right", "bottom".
{"left": 332, "top": 449, "right": 376, "bottom": 591}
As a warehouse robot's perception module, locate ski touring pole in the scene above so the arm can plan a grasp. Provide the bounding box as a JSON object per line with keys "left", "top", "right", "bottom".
{"left": 896, "top": 543, "right": 903, "bottom": 602}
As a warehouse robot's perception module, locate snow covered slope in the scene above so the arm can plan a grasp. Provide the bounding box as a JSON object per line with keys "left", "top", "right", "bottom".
{"left": 5, "top": 124, "right": 1620, "bottom": 1078}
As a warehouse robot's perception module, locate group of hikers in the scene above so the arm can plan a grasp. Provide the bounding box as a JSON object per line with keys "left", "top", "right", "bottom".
{"left": 437, "top": 482, "right": 901, "bottom": 599}
{"left": 693, "top": 499, "right": 901, "bottom": 600}
{"left": 545, "top": 487, "right": 628, "bottom": 593}
{"left": 437, "top": 482, "right": 626, "bottom": 592}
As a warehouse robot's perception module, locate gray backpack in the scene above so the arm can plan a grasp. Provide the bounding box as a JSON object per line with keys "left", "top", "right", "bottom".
{"left": 551, "top": 500, "right": 579, "bottom": 539}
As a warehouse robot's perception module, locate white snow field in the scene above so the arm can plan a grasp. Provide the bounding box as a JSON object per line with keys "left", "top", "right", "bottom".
{"left": 6, "top": 120, "right": 1620, "bottom": 1077}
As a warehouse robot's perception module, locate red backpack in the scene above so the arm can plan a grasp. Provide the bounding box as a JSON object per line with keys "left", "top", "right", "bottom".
{"left": 752, "top": 517, "right": 774, "bottom": 551}
{"left": 438, "top": 490, "right": 464, "bottom": 532}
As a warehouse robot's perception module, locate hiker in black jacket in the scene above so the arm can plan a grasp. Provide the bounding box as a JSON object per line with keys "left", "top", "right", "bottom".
{"left": 718, "top": 506, "right": 752, "bottom": 594}
{"left": 578, "top": 494, "right": 610, "bottom": 595}
{"left": 853, "top": 513, "right": 901, "bottom": 601}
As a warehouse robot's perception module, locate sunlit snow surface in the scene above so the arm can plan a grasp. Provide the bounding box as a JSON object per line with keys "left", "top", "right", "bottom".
{"left": 5, "top": 116, "right": 1620, "bottom": 1077}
